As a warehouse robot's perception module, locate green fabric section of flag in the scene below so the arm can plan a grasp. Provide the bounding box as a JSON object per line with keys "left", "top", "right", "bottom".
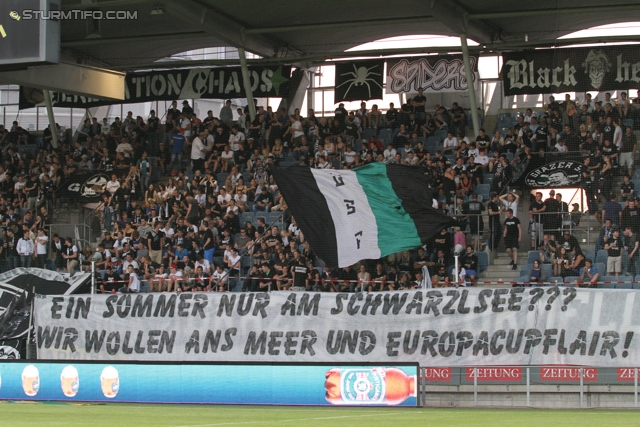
{"left": 354, "top": 163, "right": 422, "bottom": 256}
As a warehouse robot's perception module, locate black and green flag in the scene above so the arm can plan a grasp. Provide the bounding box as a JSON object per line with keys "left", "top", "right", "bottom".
{"left": 272, "top": 163, "right": 457, "bottom": 268}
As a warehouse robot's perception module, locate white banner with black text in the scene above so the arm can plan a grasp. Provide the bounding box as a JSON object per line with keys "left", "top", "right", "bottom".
{"left": 385, "top": 55, "right": 478, "bottom": 94}
{"left": 34, "top": 288, "right": 640, "bottom": 366}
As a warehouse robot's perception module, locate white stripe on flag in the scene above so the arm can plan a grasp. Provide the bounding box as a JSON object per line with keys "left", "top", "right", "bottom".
{"left": 310, "top": 169, "right": 381, "bottom": 267}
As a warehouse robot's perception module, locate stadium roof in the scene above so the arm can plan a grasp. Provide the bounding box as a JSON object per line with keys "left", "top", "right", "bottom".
{"left": 58, "top": 0, "right": 640, "bottom": 70}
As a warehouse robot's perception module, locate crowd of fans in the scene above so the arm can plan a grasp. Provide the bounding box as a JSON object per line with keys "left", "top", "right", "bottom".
{"left": 0, "top": 88, "right": 638, "bottom": 292}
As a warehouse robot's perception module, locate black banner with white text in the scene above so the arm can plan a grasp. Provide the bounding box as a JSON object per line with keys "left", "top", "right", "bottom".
{"left": 18, "top": 65, "right": 291, "bottom": 109}
{"left": 502, "top": 46, "right": 640, "bottom": 96}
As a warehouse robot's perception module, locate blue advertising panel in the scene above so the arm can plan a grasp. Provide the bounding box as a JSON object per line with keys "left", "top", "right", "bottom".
{"left": 0, "top": 362, "right": 417, "bottom": 407}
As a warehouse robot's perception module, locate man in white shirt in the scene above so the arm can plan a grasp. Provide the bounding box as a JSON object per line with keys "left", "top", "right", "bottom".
{"left": 443, "top": 132, "right": 458, "bottom": 154}
{"left": 554, "top": 139, "right": 568, "bottom": 153}
{"left": 229, "top": 125, "right": 245, "bottom": 164}
{"left": 122, "top": 252, "right": 139, "bottom": 272}
{"left": 115, "top": 136, "right": 134, "bottom": 158}
{"left": 179, "top": 112, "right": 192, "bottom": 139}
{"left": 343, "top": 145, "right": 357, "bottom": 168}
{"left": 191, "top": 130, "right": 211, "bottom": 174}
{"left": 35, "top": 228, "right": 49, "bottom": 269}
{"left": 473, "top": 150, "right": 489, "bottom": 166}
{"left": 106, "top": 175, "right": 120, "bottom": 196}
{"left": 101, "top": 118, "right": 111, "bottom": 136}
{"left": 17, "top": 230, "right": 34, "bottom": 268}
{"left": 195, "top": 255, "right": 211, "bottom": 275}
{"left": 220, "top": 145, "right": 235, "bottom": 172}
{"left": 383, "top": 144, "right": 396, "bottom": 162}
{"left": 217, "top": 187, "right": 232, "bottom": 209}
{"left": 209, "top": 264, "right": 228, "bottom": 291}
{"left": 290, "top": 115, "right": 304, "bottom": 146}
{"left": 120, "top": 264, "right": 141, "bottom": 293}
{"left": 613, "top": 118, "right": 623, "bottom": 149}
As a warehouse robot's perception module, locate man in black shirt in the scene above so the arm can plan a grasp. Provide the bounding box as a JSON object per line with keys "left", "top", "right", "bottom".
{"left": 253, "top": 187, "right": 273, "bottom": 214}
{"left": 5, "top": 229, "right": 18, "bottom": 271}
{"left": 147, "top": 110, "right": 160, "bottom": 156}
{"left": 605, "top": 228, "right": 623, "bottom": 277}
{"left": 147, "top": 221, "right": 164, "bottom": 265}
{"left": 385, "top": 102, "right": 398, "bottom": 130}
{"left": 462, "top": 193, "right": 485, "bottom": 249}
{"left": 487, "top": 192, "right": 503, "bottom": 254}
{"left": 532, "top": 119, "right": 549, "bottom": 150}
{"left": 623, "top": 226, "right": 640, "bottom": 276}
{"left": 503, "top": 208, "right": 522, "bottom": 270}
{"left": 412, "top": 88, "right": 427, "bottom": 122}
{"left": 529, "top": 192, "right": 545, "bottom": 248}
{"left": 450, "top": 103, "right": 466, "bottom": 136}
{"left": 339, "top": 264, "right": 358, "bottom": 293}
{"left": 461, "top": 245, "right": 479, "bottom": 282}
{"left": 334, "top": 103, "right": 348, "bottom": 125}
{"left": 292, "top": 258, "right": 309, "bottom": 291}
{"left": 475, "top": 128, "right": 491, "bottom": 150}
{"left": 602, "top": 139, "right": 619, "bottom": 167}
{"left": 200, "top": 220, "right": 216, "bottom": 264}
{"left": 544, "top": 190, "right": 561, "bottom": 238}
{"left": 25, "top": 174, "right": 39, "bottom": 211}
{"left": 100, "top": 267, "right": 122, "bottom": 294}
{"left": 257, "top": 262, "right": 275, "bottom": 291}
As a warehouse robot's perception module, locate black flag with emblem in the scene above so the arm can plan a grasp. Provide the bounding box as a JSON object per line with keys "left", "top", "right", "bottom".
{"left": 334, "top": 60, "right": 385, "bottom": 102}
{"left": 55, "top": 172, "right": 109, "bottom": 202}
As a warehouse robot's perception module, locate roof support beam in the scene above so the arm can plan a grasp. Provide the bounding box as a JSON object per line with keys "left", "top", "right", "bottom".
{"left": 162, "top": 0, "right": 278, "bottom": 58}
{"left": 238, "top": 30, "right": 257, "bottom": 122}
{"left": 424, "top": 0, "right": 497, "bottom": 44}
{"left": 245, "top": 16, "right": 437, "bottom": 34}
{"left": 110, "top": 35, "right": 640, "bottom": 72}
{"left": 62, "top": 0, "right": 148, "bottom": 10}
{"left": 61, "top": 31, "right": 210, "bottom": 48}
{"left": 469, "top": 4, "right": 640, "bottom": 20}
{"left": 460, "top": 34, "right": 480, "bottom": 136}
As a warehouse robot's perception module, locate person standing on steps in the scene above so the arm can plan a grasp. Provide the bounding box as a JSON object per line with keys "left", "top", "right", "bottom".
{"left": 503, "top": 208, "right": 522, "bottom": 271}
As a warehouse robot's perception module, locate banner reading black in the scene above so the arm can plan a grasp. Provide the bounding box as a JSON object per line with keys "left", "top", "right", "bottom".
{"left": 334, "top": 60, "right": 385, "bottom": 102}
{"left": 19, "top": 65, "right": 291, "bottom": 109}
{"left": 502, "top": 46, "right": 640, "bottom": 96}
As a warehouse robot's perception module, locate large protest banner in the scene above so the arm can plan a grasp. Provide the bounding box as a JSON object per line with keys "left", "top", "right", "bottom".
{"left": 502, "top": 45, "right": 640, "bottom": 96}
{"left": 18, "top": 65, "right": 291, "bottom": 109}
{"left": 385, "top": 55, "right": 478, "bottom": 94}
{"left": 34, "top": 288, "right": 640, "bottom": 366}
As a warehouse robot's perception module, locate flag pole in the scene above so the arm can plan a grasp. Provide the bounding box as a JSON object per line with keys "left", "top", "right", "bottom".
{"left": 454, "top": 254, "right": 460, "bottom": 287}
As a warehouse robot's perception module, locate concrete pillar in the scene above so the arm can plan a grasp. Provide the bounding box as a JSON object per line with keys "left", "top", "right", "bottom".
{"left": 460, "top": 34, "right": 481, "bottom": 136}
{"left": 43, "top": 90, "right": 59, "bottom": 149}
{"left": 238, "top": 41, "right": 256, "bottom": 122}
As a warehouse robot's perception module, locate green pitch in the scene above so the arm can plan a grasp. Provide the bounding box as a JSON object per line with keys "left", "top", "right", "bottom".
{"left": 0, "top": 402, "right": 638, "bottom": 426}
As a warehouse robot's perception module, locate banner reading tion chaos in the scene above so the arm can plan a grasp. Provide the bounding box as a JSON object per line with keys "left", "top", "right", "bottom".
{"left": 18, "top": 65, "right": 291, "bottom": 109}
{"left": 502, "top": 45, "right": 640, "bottom": 96}
{"left": 34, "top": 288, "right": 640, "bottom": 366}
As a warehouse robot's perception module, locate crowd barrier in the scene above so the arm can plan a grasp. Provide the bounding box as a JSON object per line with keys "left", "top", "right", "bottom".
{"left": 418, "top": 366, "right": 640, "bottom": 409}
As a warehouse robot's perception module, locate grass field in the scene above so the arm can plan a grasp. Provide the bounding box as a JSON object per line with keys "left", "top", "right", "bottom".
{"left": 1, "top": 403, "right": 639, "bottom": 427}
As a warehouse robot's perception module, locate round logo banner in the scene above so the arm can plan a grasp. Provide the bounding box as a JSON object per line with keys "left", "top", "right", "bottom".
{"left": 524, "top": 160, "right": 583, "bottom": 188}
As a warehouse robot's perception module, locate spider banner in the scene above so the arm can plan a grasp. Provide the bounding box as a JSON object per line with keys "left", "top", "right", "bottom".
{"left": 334, "top": 60, "right": 385, "bottom": 102}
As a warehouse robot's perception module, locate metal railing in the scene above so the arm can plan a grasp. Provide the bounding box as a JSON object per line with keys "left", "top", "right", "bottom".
{"left": 417, "top": 365, "right": 640, "bottom": 408}
{"left": 448, "top": 209, "right": 592, "bottom": 253}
